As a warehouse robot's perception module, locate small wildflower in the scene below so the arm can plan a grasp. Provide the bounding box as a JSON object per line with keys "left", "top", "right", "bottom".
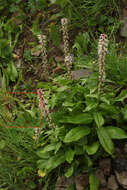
{"left": 38, "top": 170, "right": 46, "bottom": 178}
{"left": 32, "top": 136, "right": 37, "bottom": 140}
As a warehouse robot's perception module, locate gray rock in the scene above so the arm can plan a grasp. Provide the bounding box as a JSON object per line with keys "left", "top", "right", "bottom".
{"left": 56, "top": 176, "right": 73, "bottom": 190}
{"left": 99, "top": 158, "right": 111, "bottom": 176}
{"left": 75, "top": 174, "right": 89, "bottom": 190}
{"left": 71, "top": 69, "right": 93, "bottom": 80}
{"left": 115, "top": 171, "right": 127, "bottom": 189}
{"left": 107, "top": 175, "right": 119, "bottom": 190}
{"left": 120, "top": 17, "right": 127, "bottom": 37}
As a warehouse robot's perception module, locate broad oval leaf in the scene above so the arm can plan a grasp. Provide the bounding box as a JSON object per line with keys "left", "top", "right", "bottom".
{"left": 38, "top": 153, "right": 65, "bottom": 172}
{"left": 60, "top": 113, "right": 93, "bottom": 124}
{"left": 65, "top": 165, "right": 74, "bottom": 178}
{"left": 106, "top": 126, "right": 127, "bottom": 139}
{"left": 37, "top": 144, "right": 55, "bottom": 157}
{"left": 93, "top": 112, "right": 104, "bottom": 128}
{"left": 64, "top": 126, "right": 91, "bottom": 143}
{"left": 85, "top": 142, "right": 100, "bottom": 155}
{"left": 46, "top": 153, "right": 65, "bottom": 171}
{"left": 65, "top": 148, "right": 75, "bottom": 163}
{"left": 97, "top": 127, "right": 114, "bottom": 155}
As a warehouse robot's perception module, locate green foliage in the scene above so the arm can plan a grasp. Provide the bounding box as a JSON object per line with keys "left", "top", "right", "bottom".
{"left": 0, "top": 0, "right": 127, "bottom": 189}
{"left": 89, "top": 173, "right": 99, "bottom": 190}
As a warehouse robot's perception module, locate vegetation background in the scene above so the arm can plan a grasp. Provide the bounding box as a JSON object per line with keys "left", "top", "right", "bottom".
{"left": 1, "top": 0, "right": 127, "bottom": 189}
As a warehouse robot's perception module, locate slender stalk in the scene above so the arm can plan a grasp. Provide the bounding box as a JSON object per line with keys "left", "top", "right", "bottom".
{"left": 61, "top": 18, "right": 72, "bottom": 78}
{"left": 37, "top": 89, "right": 55, "bottom": 128}
{"left": 98, "top": 34, "right": 108, "bottom": 93}
{"left": 65, "top": 55, "right": 73, "bottom": 79}
{"left": 38, "top": 34, "right": 49, "bottom": 80}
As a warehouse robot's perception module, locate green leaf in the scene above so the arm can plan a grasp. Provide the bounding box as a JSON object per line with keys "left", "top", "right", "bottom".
{"left": 65, "top": 148, "right": 75, "bottom": 163}
{"left": 93, "top": 112, "right": 104, "bottom": 128}
{"left": 85, "top": 102, "right": 98, "bottom": 111}
{"left": 60, "top": 113, "right": 93, "bottom": 124}
{"left": 1, "top": 74, "right": 6, "bottom": 89}
{"left": 85, "top": 142, "right": 100, "bottom": 155}
{"left": 57, "top": 86, "right": 69, "bottom": 92}
{"left": 65, "top": 165, "right": 74, "bottom": 178}
{"left": 64, "top": 126, "right": 91, "bottom": 143}
{"left": 0, "top": 140, "right": 6, "bottom": 150}
{"left": 10, "top": 62, "right": 18, "bottom": 81}
{"left": 55, "top": 142, "right": 62, "bottom": 154}
{"left": 38, "top": 153, "right": 65, "bottom": 172}
{"left": 28, "top": 181, "right": 36, "bottom": 189}
{"left": 100, "top": 103, "right": 119, "bottom": 114}
{"left": 46, "top": 153, "right": 65, "bottom": 171}
{"left": 106, "top": 126, "right": 127, "bottom": 139}
{"left": 37, "top": 144, "right": 55, "bottom": 157}
{"left": 115, "top": 89, "right": 127, "bottom": 102}
{"left": 121, "top": 106, "right": 127, "bottom": 120}
{"left": 97, "top": 127, "right": 114, "bottom": 155}
{"left": 89, "top": 173, "right": 99, "bottom": 190}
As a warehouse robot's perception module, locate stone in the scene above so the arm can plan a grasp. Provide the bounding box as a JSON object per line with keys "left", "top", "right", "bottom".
{"left": 107, "top": 175, "right": 119, "bottom": 190}
{"left": 113, "top": 157, "right": 127, "bottom": 172}
{"left": 56, "top": 176, "right": 73, "bottom": 190}
{"left": 71, "top": 69, "right": 92, "bottom": 80}
{"left": 99, "top": 159, "right": 111, "bottom": 176}
{"left": 75, "top": 174, "right": 89, "bottom": 190}
{"left": 120, "top": 8, "right": 127, "bottom": 37}
{"left": 95, "top": 169, "right": 107, "bottom": 186}
{"left": 115, "top": 171, "right": 127, "bottom": 189}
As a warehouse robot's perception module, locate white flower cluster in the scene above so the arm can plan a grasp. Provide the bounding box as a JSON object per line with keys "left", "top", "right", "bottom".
{"left": 98, "top": 34, "right": 108, "bottom": 93}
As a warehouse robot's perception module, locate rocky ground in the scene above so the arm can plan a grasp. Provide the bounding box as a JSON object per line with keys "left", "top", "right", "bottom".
{"left": 56, "top": 142, "right": 127, "bottom": 190}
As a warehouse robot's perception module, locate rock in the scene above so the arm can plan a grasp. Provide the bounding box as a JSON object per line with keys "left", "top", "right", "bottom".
{"left": 56, "top": 176, "right": 73, "bottom": 190}
{"left": 99, "top": 159, "right": 111, "bottom": 176}
{"left": 71, "top": 69, "right": 92, "bottom": 80}
{"left": 120, "top": 8, "right": 127, "bottom": 37}
{"left": 75, "top": 174, "right": 89, "bottom": 190}
{"left": 115, "top": 171, "right": 127, "bottom": 189}
{"left": 113, "top": 157, "right": 127, "bottom": 172}
{"left": 95, "top": 169, "right": 107, "bottom": 186}
{"left": 107, "top": 175, "right": 119, "bottom": 190}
